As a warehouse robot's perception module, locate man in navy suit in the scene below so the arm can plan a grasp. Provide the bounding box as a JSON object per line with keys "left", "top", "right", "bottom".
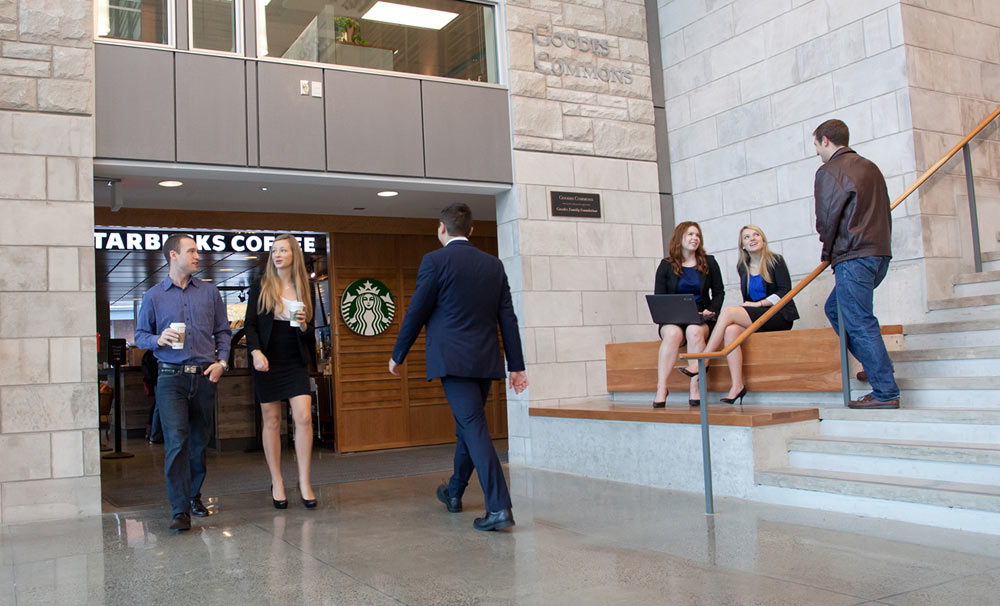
{"left": 390, "top": 203, "right": 529, "bottom": 531}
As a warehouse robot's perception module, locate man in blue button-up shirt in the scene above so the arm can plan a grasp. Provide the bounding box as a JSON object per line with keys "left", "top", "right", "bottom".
{"left": 135, "top": 234, "right": 231, "bottom": 531}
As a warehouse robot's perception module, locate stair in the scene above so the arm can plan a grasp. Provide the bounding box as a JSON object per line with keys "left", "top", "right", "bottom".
{"left": 755, "top": 408, "right": 1000, "bottom": 534}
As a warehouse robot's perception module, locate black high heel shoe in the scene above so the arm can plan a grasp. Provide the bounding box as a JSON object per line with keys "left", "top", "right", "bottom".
{"left": 271, "top": 484, "right": 288, "bottom": 510}
{"left": 653, "top": 392, "right": 668, "bottom": 408}
{"left": 299, "top": 484, "right": 317, "bottom": 509}
{"left": 677, "top": 366, "right": 699, "bottom": 378}
{"left": 688, "top": 399, "right": 700, "bottom": 406}
{"left": 721, "top": 386, "right": 748, "bottom": 405}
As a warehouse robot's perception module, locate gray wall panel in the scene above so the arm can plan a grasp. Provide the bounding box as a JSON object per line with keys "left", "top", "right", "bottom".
{"left": 325, "top": 70, "right": 423, "bottom": 177}
{"left": 653, "top": 106, "right": 672, "bottom": 194}
{"left": 257, "top": 62, "right": 326, "bottom": 171}
{"left": 95, "top": 45, "right": 175, "bottom": 161}
{"left": 246, "top": 63, "right": 259, "bottom": 166}
{"left": 422, "top": 82, "right": 512, "bottom": 183}
{"left": 176, "top": 54, "right": 248, "bottom": 165}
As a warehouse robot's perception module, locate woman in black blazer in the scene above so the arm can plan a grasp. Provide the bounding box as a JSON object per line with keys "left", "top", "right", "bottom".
{"left": 690, "top": 225, "right": 798, "bottom": 405}
{"left": 653, "top": 221, "right": 724, "bottom": 407}
{"left": 244, "top": 234, "right": 318, "bottom": 509}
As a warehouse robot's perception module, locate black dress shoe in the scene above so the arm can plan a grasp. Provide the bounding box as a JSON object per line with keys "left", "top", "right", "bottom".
{"left": 169, "top": 512, "right": 191, "bottom": 531}
{"left": 299, "top": 485, "right": 317, "bottom": 509}
{"left": 190, "top": 496, "right": 209, "bottom": 517}
{"left": 473, "top": 509, "right": 514, "bottom": 531}
{"left": 271, "top": 484, "right": 288, "bottom": 510}
{"left": 436, "top": 483, "right": 462, "bottom": 513}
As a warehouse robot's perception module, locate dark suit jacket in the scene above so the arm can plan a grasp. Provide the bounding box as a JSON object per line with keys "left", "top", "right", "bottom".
{"left": 653, "top": 255, "right": 725, "bottom": 315}
{"left": 391, "top": 240, "right": 525, "bottom": 381}
{"left": 737, "top": 256, "right": 799, "bottom": 323}
{"left": 243, "top": 282, "right": 316, "bottom": 367}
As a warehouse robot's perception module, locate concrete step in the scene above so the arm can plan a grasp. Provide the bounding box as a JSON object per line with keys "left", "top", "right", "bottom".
{"left": 818, "top": 407, "right": 1000, "bottom": 443}
{"left": 954, "top": 270, "right": 1000, "bottom": 297}
{"left": 902, "top": 320, "right": 1000, "bottom": 349}
{"left": 926, "top": 302, "right": 1000, "bottom": 322}
{"left": 890, "top": 345, "right": 1000, "bottom": 362}
{"left": 787, "top": 436, "right": 1000, "bottom": 485}
{"left": 928, "top": 293, "right": 1000, "bottom": 311}
{"left": 756, "top": 467, "right": 1000, "bottom": 513}
{"left": 981, "top": 251, "right": 1000, "bottom": 272}
{"left": 887, "top": 347, "right": 1000, "bottom": 378}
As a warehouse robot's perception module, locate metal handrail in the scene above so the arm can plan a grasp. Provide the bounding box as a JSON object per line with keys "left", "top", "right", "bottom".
{"left": 679, "top": 104, "right": 1000, "bottom": 515}
{"left": 683, "top": 103, "right": 1000, "bottom": 363}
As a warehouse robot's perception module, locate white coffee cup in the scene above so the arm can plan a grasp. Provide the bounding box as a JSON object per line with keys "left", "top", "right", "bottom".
{"left": 169, "top": 322, "right": 186, "bottom": 349}
{"left": 288, "top": 301, "right": 305, "bottom": 327}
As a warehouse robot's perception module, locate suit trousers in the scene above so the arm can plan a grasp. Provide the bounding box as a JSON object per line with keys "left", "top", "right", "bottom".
{"left": 441, "top": 376, "right": 512, "bottom": 512}
{"left": 157, "top": 369, "right": 216, "bottom": 515}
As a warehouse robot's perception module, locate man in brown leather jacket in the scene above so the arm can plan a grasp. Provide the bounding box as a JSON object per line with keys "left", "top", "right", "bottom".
{"left": 813, "top": 119, "right": 900, "bottom": 409}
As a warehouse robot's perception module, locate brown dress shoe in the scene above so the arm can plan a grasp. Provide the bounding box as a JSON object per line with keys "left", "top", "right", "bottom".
{"left": 848, "top": 393, "right": 899, "bottom": 409}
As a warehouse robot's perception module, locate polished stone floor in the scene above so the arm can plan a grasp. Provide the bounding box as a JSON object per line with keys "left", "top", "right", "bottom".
{"left": 3, "top": 465, "right": 1000, "bottom": 605}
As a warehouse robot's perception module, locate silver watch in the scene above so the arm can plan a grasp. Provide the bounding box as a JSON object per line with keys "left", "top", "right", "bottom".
{"left": 217, "top": 360, "right": 229, "bottom": 371}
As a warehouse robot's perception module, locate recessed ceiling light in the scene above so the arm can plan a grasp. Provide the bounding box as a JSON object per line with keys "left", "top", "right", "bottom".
{"left": 363, "top": 1, "right": 458, "bottom": 30}
{"left": 243, "top": 255, "right": 258, "bottom": 260}
{"left": 201, "top": 278, "right": 213, "bottom": 282}
{"left": 377, "top": 191, "right": 398, "bottom": 197}
{"left": 158, "top": 180, "right": 183, "bottom": 187}
{"left": 260, "top": 187, "right": 268, "bottom": 192}
{"left": 219, "top": 268, "right": 234, "bottom": 272}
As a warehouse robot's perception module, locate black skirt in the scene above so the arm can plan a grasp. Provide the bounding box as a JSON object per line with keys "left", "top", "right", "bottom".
{"left": 745, "top": 305, "right": 794, "bottom": 332}
{"left": 252, "top": 320, "right": 311, "bottom": 403}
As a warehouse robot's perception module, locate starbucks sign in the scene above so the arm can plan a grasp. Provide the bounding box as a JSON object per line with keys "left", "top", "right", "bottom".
{"left": 340, "top": 279, "right": 395, "bottom": 336}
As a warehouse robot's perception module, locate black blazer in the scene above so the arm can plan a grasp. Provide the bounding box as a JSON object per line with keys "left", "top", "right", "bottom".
{"left": 391, "top": 240, "right": 525, "bottom": 380}
{"left": 737, "top": 256, "right": 799, "bottom": 323}
{"left": 243, "top": 281, "right": 316, "bottom": 367}
{"left": 654, "top": 255, "right": 725, "bottom": 315}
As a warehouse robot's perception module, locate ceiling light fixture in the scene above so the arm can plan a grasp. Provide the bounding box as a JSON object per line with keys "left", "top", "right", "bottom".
{"left": 243, "top": 255, "right": 258, "bottom": 260}
{"left": 362, "top": 2, "right": 459, "bottom": 30}
{"left": 158, "top": 180, "right": 183, "bottom": 188}
{"left": 260, "top": 186, "right": 268, "bottom": 192}
{"left": 219, "top": 268, "right": 234, "bottom": 272}
{"left": 377, "top": 190, "right": 398, "bottom": 197}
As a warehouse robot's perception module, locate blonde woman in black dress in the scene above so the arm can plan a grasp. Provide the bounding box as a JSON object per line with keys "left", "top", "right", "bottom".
{"left": 245, "top": 234, "right": 318, "bottom": 508}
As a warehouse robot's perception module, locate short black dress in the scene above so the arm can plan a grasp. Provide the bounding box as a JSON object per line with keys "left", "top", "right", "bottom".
{"left": 252, "top": 317, "right": 311, "bottom": 403}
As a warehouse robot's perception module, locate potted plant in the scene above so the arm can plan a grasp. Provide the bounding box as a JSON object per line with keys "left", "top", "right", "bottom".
{"left": 334, "top": 16, "right": 367, "bottom": 45}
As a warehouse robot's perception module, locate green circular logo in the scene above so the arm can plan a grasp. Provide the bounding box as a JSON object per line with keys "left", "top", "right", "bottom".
{"left": 340, "top": 278, "right": 396, "bottom": 336}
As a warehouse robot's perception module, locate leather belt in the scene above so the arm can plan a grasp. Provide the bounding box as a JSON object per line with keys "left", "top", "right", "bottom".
{"left": 158, "top": 362, "right": 206, "bottom": 374}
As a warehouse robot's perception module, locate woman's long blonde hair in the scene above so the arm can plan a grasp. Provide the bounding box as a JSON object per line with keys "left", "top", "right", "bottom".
{"left": 736, "top": 224, "right": 780, "bottom": 283}
{"left": 258, "top": 234, "right": 313, "bottom": 322}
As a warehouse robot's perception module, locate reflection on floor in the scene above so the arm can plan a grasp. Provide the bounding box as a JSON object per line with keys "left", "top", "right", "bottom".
{"left": 3, "top": 466, "right": 1000, "bottom": 605}
{"left": 100, "top": 439, "right": 507, "bottom": 509}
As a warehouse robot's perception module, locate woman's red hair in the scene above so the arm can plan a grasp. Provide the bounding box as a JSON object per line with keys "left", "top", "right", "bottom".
{"left": 667, "top": 221, "right": 708, "bottom": 276}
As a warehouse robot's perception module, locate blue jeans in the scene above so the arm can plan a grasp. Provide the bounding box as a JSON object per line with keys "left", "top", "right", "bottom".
{"left": 825, "top": 256, "right": 900, "bottom": 401}
{"left": 157, "top": 370, "right": 216, "bottom": 515}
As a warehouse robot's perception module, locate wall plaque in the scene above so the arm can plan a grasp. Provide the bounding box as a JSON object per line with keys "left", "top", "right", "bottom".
{"left": 551, "top": 191, "right": 601, "bottom": 218}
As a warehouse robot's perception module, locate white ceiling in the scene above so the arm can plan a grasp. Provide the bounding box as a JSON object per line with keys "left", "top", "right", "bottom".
{"left": 92, "top": 160, "right": 507, "bottom": 219}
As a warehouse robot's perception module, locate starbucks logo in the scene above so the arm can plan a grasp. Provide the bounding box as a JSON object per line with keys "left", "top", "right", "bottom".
{"left": 340, "top": 278, "right": 395, "bottom": 336}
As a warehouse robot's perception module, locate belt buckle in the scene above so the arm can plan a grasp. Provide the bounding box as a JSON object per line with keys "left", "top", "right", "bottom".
{"left": 184, "top": 365, "right": 200, "bottom": 374}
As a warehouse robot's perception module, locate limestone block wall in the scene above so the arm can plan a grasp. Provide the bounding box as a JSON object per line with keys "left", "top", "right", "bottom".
{"left": 658, "top": 0, "right": 926, "bottom": 326}
{"left": 0, "top": 0, "right": 100, "bottom": 523}
{"left": 501, "top": 0, "right": 664, "bottom": 463}
{"left": 899, "top": 0, "right": 1000, "bottom": 301}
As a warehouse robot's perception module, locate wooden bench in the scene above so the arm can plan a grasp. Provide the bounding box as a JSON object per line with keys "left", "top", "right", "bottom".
{"left": 606, "top": 326, "right": 902, "bottom": 393}
{"left": 530, "top": 401, "right": 819, "bottom": 427}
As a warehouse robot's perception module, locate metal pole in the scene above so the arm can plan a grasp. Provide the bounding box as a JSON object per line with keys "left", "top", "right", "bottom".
{"left": 698, "top": 359, "right": 713, "bottom": 514}
{"left": 963, "top": 144, "right": 983, "bottom": 273}
{"left": 103, "top": 363, "right": 134, "bottom": 460}
{"left": 836, "top": 293, "right": 851, "bottom": 408}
